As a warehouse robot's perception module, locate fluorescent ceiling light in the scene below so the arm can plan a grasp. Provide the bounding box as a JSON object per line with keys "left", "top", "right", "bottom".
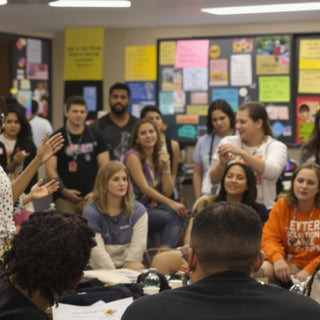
{"left": 0, "top": 0, "right": 7, "bottom": 5}
{"left": 201, "top": 2, "right": 320, "bottom": 15}
{"left": 49, "top": 0, "right": 131, "bottom": 7}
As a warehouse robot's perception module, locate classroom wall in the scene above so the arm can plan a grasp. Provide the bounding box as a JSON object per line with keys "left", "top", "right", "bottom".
{"left": 47, "top": 20, "right": 320, "bottom": 160}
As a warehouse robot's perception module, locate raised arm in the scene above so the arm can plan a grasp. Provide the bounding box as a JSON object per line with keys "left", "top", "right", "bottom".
{"left": 11, "top": 133, "right": 63, "bottom": 203}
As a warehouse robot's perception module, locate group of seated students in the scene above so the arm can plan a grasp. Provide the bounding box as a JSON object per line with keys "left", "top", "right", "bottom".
{"left": 1, "top": 93, "right": 320, "bottom": 290}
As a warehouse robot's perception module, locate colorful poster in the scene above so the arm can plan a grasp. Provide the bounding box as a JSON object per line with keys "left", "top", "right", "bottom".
{"left": 212, "top": 88, "right": 239, "bottom": 111}
{"left": 127, "top": 81, "right": 156, "bottom": 115}
{"left": 230, "top": 54, "right": 252, "bottom": 86}
{"left": 256, "top": 36, "right": 290, "bottom": 75}
{"left": 298, "top": 70, "right": 320, "bottom": 94}
{"left": 233, "top": 38, "right": 253, "bottom": 53}
{"left": 64, "top": 27, "right": 104, "bottom": 80}
{"left": 210, "top": 59, "right": 228, "bottom": 86}
{"left": 183, "top": 68, "right": 208, "bottom": 91}
{"left": 299, "top": 39, "right": 320, "bottom": 69}
{"left": 296, "top": 96, "right": 320, "bottom": 142}
{"left": 259, "top": 76, "right": 290, "bottom": 102}
{"left": 190, "top": 92, "right": 208, "bottom": 105}
{"left": 125, "top": 45, "right": 156, "bottom": 81}
{"left": 160, "top": 41, "right": 176, "bottom": 65}
{"left": 161, "top": 68, "right": 182, "bottom": 91}
{"left": 175, "top": 40, "right": 209, "bottom": 68}
{"left": 27, "top": 63, "right": 48, "bottom": 80}
{"left": 159, "top": 92, "right": 174, "bottom": 115}
{"left": 186, "top": 105, "right": 208, "bottom": 116}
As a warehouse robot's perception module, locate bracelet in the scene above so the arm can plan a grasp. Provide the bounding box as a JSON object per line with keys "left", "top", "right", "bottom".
{"left": 162, "top": 170, "right": 171, "bottom": 174}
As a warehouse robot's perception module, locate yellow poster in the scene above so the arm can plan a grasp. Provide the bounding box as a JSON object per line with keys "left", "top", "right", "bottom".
{"left": 298, "top": 70, "right": 320, "bottom": 94}
{"left": 64, "top": 27, "right": 104, "bottom": 81}
{"left": 299, "top": 39, "right": 320, "bottom": 69}
{"left": 186, "top": 105, "right": 208, "bottom": 116}
{"left": 259, "top": 76, "right": 290, "bottom": 102}
{"left": 125, "top": 46, "right": 156, "bottom": 81}
{"left": 160, "top": 41, "right": 176, "bottom": 65}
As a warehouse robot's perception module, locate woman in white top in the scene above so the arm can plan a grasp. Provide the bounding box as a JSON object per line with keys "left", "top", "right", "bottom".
{"left": 192, "top": 99, "right": 235, "bottom": 200}
{"left": 209, "top": 102, "right": 287, "bottom": 209}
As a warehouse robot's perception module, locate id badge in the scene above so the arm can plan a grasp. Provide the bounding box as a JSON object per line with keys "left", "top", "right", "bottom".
{"left": 68, "top": 161, "right": 78, "bottom": 172}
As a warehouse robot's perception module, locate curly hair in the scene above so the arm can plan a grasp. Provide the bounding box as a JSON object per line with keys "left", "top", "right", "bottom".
{"left": 93, "top": 161, "right": 134, "bottom": 219}
{"left": 129, "top": 119, "right": 163, "bottom": 174}
{"left": 1, "top": 210, "right": 96, "bottom": 306}
{"left": 4, "top": 103, "right": 34, "bottom": 152}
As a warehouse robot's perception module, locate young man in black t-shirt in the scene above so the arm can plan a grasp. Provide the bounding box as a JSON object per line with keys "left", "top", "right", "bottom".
{"left": 92, "top": 82, "right": 137, "bottom": 161}
{"left": 45, "top": 96, "right": 109, "bottom": 214}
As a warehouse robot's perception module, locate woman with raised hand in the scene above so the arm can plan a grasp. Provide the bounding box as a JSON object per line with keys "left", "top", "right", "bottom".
{"left": 0, "top": 98, "right": 64, "bottom": 256}
{"left": 209, "top": 102, "right": 287, "bottom": 210}
{"left": 124, "top": 119, "right": 186, "bottom": 249}
{"left": 83, "top": 161, "right": 147, "bottom": 271}
{"left": 0, "top": 104, "right": 37, "bottom": 193}
{"left": 152, "top": 162, "right": 268, "bottom": 275}
{"left": 262, "top": 162, "right": 320, "bottom": 284}
{"left": 192, "top": 99, "right": 235, "bottom": 200}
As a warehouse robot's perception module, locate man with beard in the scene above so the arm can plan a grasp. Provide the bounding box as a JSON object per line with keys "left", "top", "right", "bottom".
{"left": 92, "top": 83, "right": 137, "bottom": 161}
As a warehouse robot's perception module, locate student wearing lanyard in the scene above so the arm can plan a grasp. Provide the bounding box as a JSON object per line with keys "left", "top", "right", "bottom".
{"left": 209, "top": 102, "right": 287, "bottom": 209}
{"left": 192, "top": 100, "right": 235, "bottom": 200}
{"left": 124, "top": 119, "right": 187, "bottom": 248}
{"left": 45, "top": 96, "right": 109, "bottom": 215}
{"left": 262, "top": 163, "right": 320, "bottom": 285}
{"left": 140, "top": 105, "right": 180, "bottom": 199}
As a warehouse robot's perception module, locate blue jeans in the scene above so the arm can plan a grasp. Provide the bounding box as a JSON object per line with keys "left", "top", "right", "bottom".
{"left": 146, "top": 204, "right": 184, "bottom": 248}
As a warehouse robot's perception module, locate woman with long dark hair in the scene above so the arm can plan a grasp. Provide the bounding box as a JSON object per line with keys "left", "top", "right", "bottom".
{"left": 152, "top": 162, "right": 268, "bottom": 274}
{"left": 0, "top": 104, "right": 37, "bottom": 193}
{"left": 193, "top": 99, "right": 235, "bottom": 200}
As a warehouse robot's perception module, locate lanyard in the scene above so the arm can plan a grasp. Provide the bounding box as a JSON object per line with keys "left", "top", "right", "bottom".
{"left": 208, "top": 133, "right": 215, "bottom": 165}
{"left": 65, "top": 129, "right": 84, "bottom": 162}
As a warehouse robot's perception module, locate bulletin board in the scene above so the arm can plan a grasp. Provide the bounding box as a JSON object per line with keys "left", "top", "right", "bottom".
{"left": 295, "top": 35, "right": 320, "bottom": 143}
{"left": 10, "top": 35, "right": 52, "bottom": 120}
{"left": 157, "top": 35, "right": 295, "bottom": 145}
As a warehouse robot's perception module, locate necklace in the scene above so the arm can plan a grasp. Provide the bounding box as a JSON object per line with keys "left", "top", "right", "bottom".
{"left": 241, "top": 136, "right": 267, "bottom": 156}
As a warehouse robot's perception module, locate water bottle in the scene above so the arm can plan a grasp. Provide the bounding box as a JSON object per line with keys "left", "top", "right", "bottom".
{"left": 143, "top": 268, "right": 160, "bottom": 295}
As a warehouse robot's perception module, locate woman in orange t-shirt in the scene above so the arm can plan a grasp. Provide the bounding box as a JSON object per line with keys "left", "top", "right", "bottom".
{"left": 262, "top": 162, "right": 320, "bottom": 284}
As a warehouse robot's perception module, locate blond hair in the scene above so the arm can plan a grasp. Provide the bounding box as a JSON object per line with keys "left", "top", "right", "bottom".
{"left": 92, "top": 161, "right": 134, "bottom": 219}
